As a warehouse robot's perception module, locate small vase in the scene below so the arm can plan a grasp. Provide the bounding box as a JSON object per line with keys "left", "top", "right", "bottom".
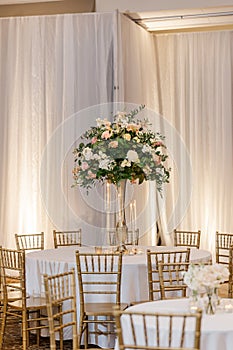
{"left": 115, "top": 179, "right": 128, "bottom": 251}
{"left": 205, "top": 288, "right": 218, "bottom": 315}
{"left": 213, "top": 287, "right": 220, "bottom": 306}
{"left": 189, "top": 290, "right": 200, "bottom": 313}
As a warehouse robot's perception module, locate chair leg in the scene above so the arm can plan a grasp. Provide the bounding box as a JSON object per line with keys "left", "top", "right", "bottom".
{"left": 84, "top": 320, "right": 89, "bottom": 349}
{"left": 36, "top": 310, "right": 41, "bottom": 347}
{"left": 78, "top": 316, "right": 85, "bottom": 348}
{"left": 107, "top": 316, "right": 112, "bottom": 347}
{"left": 0, "top": 304, "right": 7, "bottom": 349}
{"left": 94, "top": 316, "right": 98, "bottom": 345}
{"left": 22, "top": 310, "right": 28, "bottom": 350}
{"left": 58, "top": 304, "right": 63, "bottom": 350}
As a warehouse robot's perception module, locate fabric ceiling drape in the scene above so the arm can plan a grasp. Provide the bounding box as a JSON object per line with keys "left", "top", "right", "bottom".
{"left": 0, "top": 13, "right": 115, "bottom": 248}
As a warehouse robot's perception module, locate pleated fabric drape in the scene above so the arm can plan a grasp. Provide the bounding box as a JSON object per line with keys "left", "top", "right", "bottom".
{"left": 0, "top": 11, "right": 232, "bottom": 255}
{"left": 118, "top": 14, "right": 233, "bottom": 253}
{"left": 153, "top": 30, "right": 233, "bottom": 253}
{"left": 0, "top": 13, "right": 116, "bottom": 248}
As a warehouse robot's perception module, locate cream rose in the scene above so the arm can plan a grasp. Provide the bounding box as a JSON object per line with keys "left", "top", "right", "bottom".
{"left": 127, "top": 150, "right": 139, "bottom": 163}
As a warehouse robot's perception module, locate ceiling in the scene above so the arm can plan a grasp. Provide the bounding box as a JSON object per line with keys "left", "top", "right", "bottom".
{"left": 1, "top": 0, "right": 233, "bottom": 32}
{"left": 0, "top": 0, "right": 61, "bottom": 3}
{"left": 125, "top": 6, "right": 233, "bottom": 32}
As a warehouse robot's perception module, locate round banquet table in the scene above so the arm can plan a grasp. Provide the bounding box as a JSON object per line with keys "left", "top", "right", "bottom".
{"left": 25, "top": 245, "right": 211, "bottom": 344}
{"left": 26, "top": 245, "right": 211, "bottom": 304}
{"left": 118, "top": 298, "right": 233, "bottom": 350}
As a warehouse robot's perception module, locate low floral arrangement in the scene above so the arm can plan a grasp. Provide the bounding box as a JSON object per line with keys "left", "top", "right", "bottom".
{"left": 72, "top": 105, "right": 171, "bottom": 193}
{"left": 183, "top": 263, "right": 229, "bottom": 294}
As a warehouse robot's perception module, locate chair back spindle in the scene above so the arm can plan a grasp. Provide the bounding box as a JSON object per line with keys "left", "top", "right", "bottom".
{"left": 174, "top": 229, "right": 201, "bottom": 249}
{"left": 114, "top": 307, "right": 202, "bottom": 350}
{"left": 53, "top": 229, "right": 82, "bottom": 248}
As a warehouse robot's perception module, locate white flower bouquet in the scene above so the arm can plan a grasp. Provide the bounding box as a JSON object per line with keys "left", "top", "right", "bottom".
{"left": 184, "top": 263, "right": 229, "bottom": 293}
{"left": 184, "top": 263, "right": 229, "bottom": 314}
{"left": 72, "top": 105, "right": 171, "bottom": 193}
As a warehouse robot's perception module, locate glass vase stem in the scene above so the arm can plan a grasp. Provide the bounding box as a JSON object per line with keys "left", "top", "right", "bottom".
{"left": 206, "top": 293, "right": 215, "bottom": 314}
{"left": 115, "top": 180, "right": 128, "bottom": 250}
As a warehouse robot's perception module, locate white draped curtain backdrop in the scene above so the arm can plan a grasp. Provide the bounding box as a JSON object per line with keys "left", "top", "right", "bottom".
{"left": 0, "top": 13, "right": 116, "bottom": 248}
{"left": 153, "top": 29, "right": 233, "bottom": 253}
{"left": 0, "top": 11, "right": 232, "bottom": 254}
{"left": 118, "top": 14, "right": 233, "bottom": 253}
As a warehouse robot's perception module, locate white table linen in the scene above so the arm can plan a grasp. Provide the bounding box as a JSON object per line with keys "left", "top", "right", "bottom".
{"left": 117, "top": 299, "right": 233, "bottom": 350}
{"left": 26, "top": 245, "right": 211, "bottom": 303}
{"left": 25, "top": 245, "right": 211, "bottom": 343}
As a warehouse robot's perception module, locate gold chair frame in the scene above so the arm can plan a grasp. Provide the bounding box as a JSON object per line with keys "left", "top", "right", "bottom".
{"left": 15, "top": 232, "right": 45, "bottom": 251}
{"left": 0, "top": 247, "right": 48, "bottom": 350}
{"left": 228, "top": 245, "right": 233, "bottom": 298}
{"left": 147, "top": 248, "right": 190, "bottom": 301}
{"left": 216, "top": 231, "right": 233, "bottom": 265}
{"left": 53, "top": 229, "right": 82, "bottom": 248}
{"left": 75, "top": 251, "right": 127, "bottom": 348}
{"left": 108, "top": 228, "right": 140, "bottom": 246}
{"left": 174, "top": 229, "right": 201, "bottom": 249}
{"left": 114, "top": 306, "right": 202, "bottom": 350}
{"left": 158, "top": 261, "right": 189, "bottom": 300}
{"left": 44, "top": 268, "right": 78, "bottom": 350}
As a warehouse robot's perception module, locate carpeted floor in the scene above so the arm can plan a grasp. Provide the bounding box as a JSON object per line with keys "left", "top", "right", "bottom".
{"left": 1, "top": 284, "right": 228, "bottom": 349}
{"left": 0, "top": 320, "right": 102, "bottom": 349}
{"left": 1, "top": 320, "right": 70, "bottom": 349}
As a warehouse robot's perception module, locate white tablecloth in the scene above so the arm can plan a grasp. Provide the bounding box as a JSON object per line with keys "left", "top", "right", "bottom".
{"left": 25, "top": 245, "right": 211, "bottom": 343}
{"left": 119, "top": 299, "right": 233, "bottom": 350}
{"left": 26, "top": 245, "right": 211, "bottom": 303}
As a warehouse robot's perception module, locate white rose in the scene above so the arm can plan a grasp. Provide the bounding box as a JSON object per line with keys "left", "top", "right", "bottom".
{"left": 93, "top": 153, "right": 101, "bottom": 160}
{"left": 96, "top": 118, "right": 103, "bottom": 127}
{"left": 142, "top": 144, "right": 152, "bottom": 153}
{"left": 99, "top": 158, "right": 111, "bottom": 170}
{"left": 123, "top": 133, "right": 131, "bottom": 141}
{"left": 115, "top": 112, "right": 129, "bottom": 125}
{"left": 83, "top": 147, "right": 93, "bottom": 160}
{"left": 121, "top": 159, "right": 131, "bottom": 167}
{"left": 127, "top": 150, "right": 139, "bottom": 163}
{"left": 99, "top": 151, "right": 107, "bottom": 159}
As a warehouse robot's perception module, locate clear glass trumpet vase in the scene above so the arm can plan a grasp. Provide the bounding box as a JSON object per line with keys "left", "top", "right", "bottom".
{"left": 115, "top": 179, "right": 128, "bottom": 251}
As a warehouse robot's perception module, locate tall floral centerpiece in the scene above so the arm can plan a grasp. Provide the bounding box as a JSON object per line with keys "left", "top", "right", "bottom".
{"left": 183, "top": 263, "right": 229, "bottom": 314}
{"left": 72, "top": 105, "right": 171, "bottom": 247}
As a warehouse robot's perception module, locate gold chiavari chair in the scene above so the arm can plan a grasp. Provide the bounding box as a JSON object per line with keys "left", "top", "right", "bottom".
{"left": 158, "top": 261, "right": 189, "bottom": 300}
{"left": 114, "top": 306, "right": 203, "bottom": 350}
{"left": 0, "top": 269, "right": 2, "bottom": 317}
{"left": 75, "top": 251, "right": 128, "bottom": 349}
{"left": 216, "top": 231, "right": 233, "bottom": 265}
{"left": 53, "top": 229, "right": 82, "bottom": 248}
{"left": 174, "top": 229, "right": 201, "bottom": 249}
{"left": 44, "top": 269, "right": 78, "bottom": 350}
{"left": 147, "top": 248, "right": 190, "bottom": 301}
{"left": 216, "top": 232, "right": 233, "bottom": 297}
{"left": 228, "top": 245, "right": 233, "bottom": 298}
{"left": 0, "top": 247, "right": 48, "bottom": 350}
{"left": 15, "top": 232, "right": 45, "bottom": 252}
{"left": 108, "top": 229, "right": 140, "bottom": 246}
